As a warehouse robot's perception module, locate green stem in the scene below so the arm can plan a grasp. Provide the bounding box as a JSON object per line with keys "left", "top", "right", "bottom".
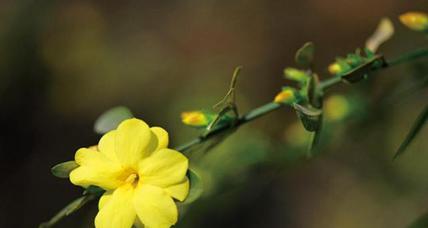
{"left": 319, "top": 76, "right": 342, "bottom": 90}
{"left": 318, "top": 47, "right": 428, "bottom": 90}
{"left": 176, "top": 47, "right": 428, "bottom": 153}
{"left": 387, "top": 47, "right": 428, "bottom": 67}
{"left": 175, "top": 102, "right": 282, "bottom": 152}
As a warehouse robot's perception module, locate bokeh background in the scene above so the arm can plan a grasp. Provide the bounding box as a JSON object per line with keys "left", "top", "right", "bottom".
{"left": 0, "top": 0, "right": 427, "bottom": 227}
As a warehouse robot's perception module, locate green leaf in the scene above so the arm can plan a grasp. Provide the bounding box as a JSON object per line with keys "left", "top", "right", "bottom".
{"left": 408, "top": 212, "right": 428, "bottom": 228}
{"left": 295, "top": 42, "right": 315, "bottom": 68}
{"left": 340, "top": 55, "right": 386, "bottom": 83}
{"left": 39, "top": 195, "right": 96, "bottom": 228}
{"left": 293, "top": 103, "right": 322, "bottom": 132}
{"left": 205, "top": 109, "right": 237, "bottom": 133}
{"left": 180, "top": 169, "right": 203, "bottom": 205}
{"left": 394, "top": 105, "right": 428, "bottom": 159}
{"left": 51, "top": 161, "right": 78, "bottom": 178}
{"left": 307, "top": 121, "right": 322, "bottom": 158}
{"left": 83, "top": 186, "right": 105, "bottom": 196}
{"left": 94, "top": 106, "right": 133, "bottom": 134}
{"left": 307, "top": 74, "right": 322, "bottom": 108}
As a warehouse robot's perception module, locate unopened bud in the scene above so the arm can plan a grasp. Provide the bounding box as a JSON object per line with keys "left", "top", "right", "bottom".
{"left": 284, "top": 68, "right": 310, "bottom": 83}
{"left": 274, "top": 87, "right": 298, "bottom": 104}
{"left": 181, "top": 111, "right": 209, "bottom": 127}
{"left": 400, "top": 12, "right": 428, "bottom": 31}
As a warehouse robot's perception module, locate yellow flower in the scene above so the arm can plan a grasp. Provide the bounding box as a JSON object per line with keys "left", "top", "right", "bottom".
{"left": 324, "top": 95, "right": 350, "bottom": 121}
{"left": 181, "top": 111, "right": 209, "bottom": 127}
{"left": 274, "top": 87, "right": 297, "bottom": 104}
{"left": 399, "top": 12, "right": 428, "bottom": 31}
{"left": 70, "top": 118, "right": 189, "bottom": 228}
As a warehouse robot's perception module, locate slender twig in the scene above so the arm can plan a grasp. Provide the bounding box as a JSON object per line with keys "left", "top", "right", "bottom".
{"left": 175, "top": 47, "right": 428, "bottom": 153}
{"left": 175, "top": 102, "right": 281, "bottom": 152}
{"left": 387, "top": 48, "right": 428, "bottom": 66}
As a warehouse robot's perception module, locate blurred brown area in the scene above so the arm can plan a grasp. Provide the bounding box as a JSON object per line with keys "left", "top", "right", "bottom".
{"left": 0, "top": 0, "right": 427, "bottom": 227}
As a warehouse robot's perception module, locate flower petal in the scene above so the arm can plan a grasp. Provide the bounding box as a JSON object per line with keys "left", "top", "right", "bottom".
{"left": 99, "top": 191, "right": 146, "bottom": 228}
{"left": 133, "top": 184, "right": 177, "bottom": 228}
{"left": 138, "top": 148, "right": 188, "bottom": 188}
{"left": 98, "top": 130, "right": 118, "bottom": 162}
{"left": 70, "top": 148, "right": 124, "bottom": 190}
{"left": 95, "top": 184, "right": 136, "bottom": 228}
{"left": 164, "top": 177, "right": 189, "bottom": 201}
{"left": 98, "top": 191, "right": 113, "bottom": 209}
{"left": 115, "top": 119, "right": 154, "bottom": 168}
{"left": 151, "top": 127, "right": 169, "bottom": 151}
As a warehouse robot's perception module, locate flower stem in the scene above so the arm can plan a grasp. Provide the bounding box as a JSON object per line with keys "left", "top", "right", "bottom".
{"left": 176, "top": 47, "right": 428, "bottom": 153}
{"left": 387, "top": 47, "right": 428, "bottom": 66}
{"left": 175, "top": 102, "right": 282, "bottom": 152}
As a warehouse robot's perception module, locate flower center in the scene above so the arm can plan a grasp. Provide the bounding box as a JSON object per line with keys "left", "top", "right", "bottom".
{"left": 120, "top": 168, "right": 140, "bottom": 187}
{"left": 125, "top": 173, "right": 139, "bottom": 184}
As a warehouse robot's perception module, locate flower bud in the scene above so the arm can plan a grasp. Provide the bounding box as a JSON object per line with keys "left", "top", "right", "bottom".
{"left": 328, "top": 62, "right": 343, "bottom": 75}
{"left": 181, "top": 111, "right": 209, "bottom": 127}
{"left": 399, "top": 12, "right": 428, "bottom": 31}
{"left": 274, "top": 87, "right": 298, "bottom": 104}
{"left": 284, "top": 67, "right": 310, "bottom": 84}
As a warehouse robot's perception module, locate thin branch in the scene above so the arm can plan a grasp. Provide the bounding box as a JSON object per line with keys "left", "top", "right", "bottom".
{"left": 175, "top": 47, "right": 428, "bottom": 153}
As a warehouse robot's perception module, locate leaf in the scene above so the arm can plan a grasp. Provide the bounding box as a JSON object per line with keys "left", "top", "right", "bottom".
{"left": 205, "top": 108, "right": 237, "bottom": 133}
{"left": 293, "top": 103, "right": 322, "bottom": 132}
{"left": 180, "top": 168, "right": 203, "bottom": 205}
{"left": 307, "top": 74, "right": 322, "bottom": 108}
{"left": 365, "top": 18, "right": 394, "bottom": 52}
{"left": 295, "top": 42, "right": 315, "bottom": 68}
{"left": 39, "top": 195, "right": 96, "bottom": 228}
{"left": 83, "top": 186, "right": 105, "bottom": 196}
{"left": 94, "top": 106, "right": 133, "bottom": 134}
{"left": 408, "top": 212, "right": 428, "bottom": 228}
{"left": 307, "top": 124, "right": 323, "bottom": 158}
{"left": 51, "top": 161, "right": 78, "bottom": 178}
{"left": 341, "top": 55, "right": 386, "bottom": 83}
{"left": 206, "top": 66, "right": 242, "bottom": 132}
{"left": 394, "top": 105, "right": 428, "bottom": 159}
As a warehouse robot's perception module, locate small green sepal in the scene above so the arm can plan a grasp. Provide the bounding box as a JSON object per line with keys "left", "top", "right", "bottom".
{"left": 51, "top": 161, "right": 79, "bottom": 178}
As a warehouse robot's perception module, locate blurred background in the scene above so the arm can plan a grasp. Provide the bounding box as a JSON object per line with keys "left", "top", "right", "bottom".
{"left": 0, "top": 0, "right": 427, "bottom": 227}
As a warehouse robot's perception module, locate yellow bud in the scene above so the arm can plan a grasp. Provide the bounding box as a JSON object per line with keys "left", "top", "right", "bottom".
{"left": 328, "top": 62, "right": 342, "bottom": 75}
{"left": 181, "top": 111, "right": 209, "bottom": 126}
{"left": 399, "top": 12, "right": 428, "bottom": 31}
{"left": 324, "top": 95, "right": 350, "bottom": 121}
{"left": 274, "top": 88, "right": 296, "bottom": 104}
